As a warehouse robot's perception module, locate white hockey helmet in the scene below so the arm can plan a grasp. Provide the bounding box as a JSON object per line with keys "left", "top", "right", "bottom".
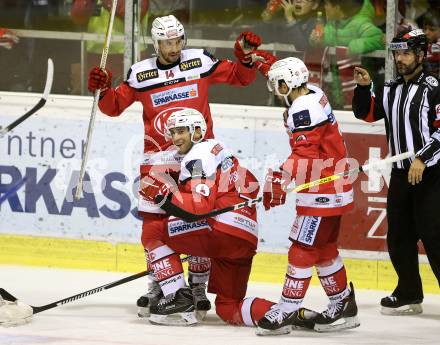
{"left": 151, "top": 15, "right": 186, "bottom": 54}
{"left": 267, "top": 57, "right": 309, "bottom": 105}
{"left": 166, "top": 108, "right": 207, "bottom": 144}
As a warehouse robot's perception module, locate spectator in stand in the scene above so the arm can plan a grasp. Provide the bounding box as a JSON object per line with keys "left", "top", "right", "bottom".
{"left": 281, "top": 0, "right": 322, "bottom": 52}
{"left": 70, "top": 0, "right": 149, "bottom": 94}
{"left": 309, "top": 0, "right": 384, "bottom": 110}
{"left": 423, "top": 10, "right": 440, "bottom": 77}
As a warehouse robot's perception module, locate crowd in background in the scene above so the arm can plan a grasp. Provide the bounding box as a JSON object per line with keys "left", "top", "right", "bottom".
{"left": 0, "top": 0, "right": 439, "bottom": 110}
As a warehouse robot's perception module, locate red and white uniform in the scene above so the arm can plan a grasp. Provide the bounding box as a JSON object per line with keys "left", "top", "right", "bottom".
{"left": 98, "top": 49, "right": 257, "bottom": 152}
{"left": 281, "top": 84, "right": 354, "bottom": 216}
{"left": 142, "top": 139, "right": 273, "bottom": 326}
{"left": 169, "top": 139, "right": 259, "bottom": 247}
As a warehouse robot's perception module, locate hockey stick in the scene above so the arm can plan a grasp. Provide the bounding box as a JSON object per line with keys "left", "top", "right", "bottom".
{"left": 0, "top": 255, "right": 192, "bottom": 315}
{"left": 75, "top": 0, "right": 118, "bottom": 200}
{"left": 160, "top": 151, "right": 415, "bottom": 222}
{"left": 0, "top": 58, "right": 54, "bottom": 138}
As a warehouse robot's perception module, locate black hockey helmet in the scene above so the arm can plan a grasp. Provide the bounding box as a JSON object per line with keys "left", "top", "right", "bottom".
{"left": 389, "top": 29, "right": 428, "bottom": 56}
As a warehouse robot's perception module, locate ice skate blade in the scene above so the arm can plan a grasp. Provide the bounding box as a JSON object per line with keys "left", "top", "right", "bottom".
{"left": 196, "top": 309, "right": 207, "bottom": 321}
{"left": 148, "top": 311, "right": 198, "bottom": 326}
{"left": 381, "top": 304, "right": 422, "bottom": 316}
{"left": 314, "top": 316, "right": 360, "bottom": 332}
{"left": 137, "top": 306, "right": 150, "bottom": 318}
{"left": 0, "top": 316, "right": 33, "bottom": 327}
{"left": 256, "top": 325, "right": 291, "bottom": 336}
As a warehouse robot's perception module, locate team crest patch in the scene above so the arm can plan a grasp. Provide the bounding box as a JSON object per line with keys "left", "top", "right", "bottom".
{"left": 436, "top": 104, "right": 440, "bottom": 116}
{"left": 179, "top": 58, "right": 202, "bottom": 71}
{"left": 291, "top": 109, "right": 312, "bottom": 128}
{"left": 426, "top": 76, "right": 439, "bottom": 87}
{"left": 136, "top": 69, "right": 159, "bottom": 82}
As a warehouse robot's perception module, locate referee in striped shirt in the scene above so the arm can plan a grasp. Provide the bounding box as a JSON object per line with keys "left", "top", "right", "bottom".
{"left": 352, "top": 29, "right": 440, "bottom": 315}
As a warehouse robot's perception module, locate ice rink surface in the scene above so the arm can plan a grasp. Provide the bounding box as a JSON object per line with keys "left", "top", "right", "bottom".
{"left": 0, "top": 265, "right": 439, "bottom": 345}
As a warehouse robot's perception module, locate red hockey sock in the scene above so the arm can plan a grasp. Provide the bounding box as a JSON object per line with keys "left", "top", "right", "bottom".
{"left": 149, "top": 245, "right": 185, "bottom": 296}
{"left": 316, "top": 255, "right": 349, "bottom": 302}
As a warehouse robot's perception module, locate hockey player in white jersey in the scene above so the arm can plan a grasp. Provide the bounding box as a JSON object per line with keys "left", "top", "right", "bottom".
{"left": 256, "top": 57, "right": 360, "bottom": 335}
{"left": 139, "top": 108, "right": 275, "bottom": 326}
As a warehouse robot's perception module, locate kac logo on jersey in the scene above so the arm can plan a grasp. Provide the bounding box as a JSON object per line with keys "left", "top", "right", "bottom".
{"left": 153, "top": 106, "right": 186, "bottom": 137}
{"left": 151, "top": 84, "right": 199, "bottom": 107}
{"left": 179, "top": 58, "right": 202, "bottom": 71}
{"left": 136, "top": 69, "right": 159, "bottom": 82}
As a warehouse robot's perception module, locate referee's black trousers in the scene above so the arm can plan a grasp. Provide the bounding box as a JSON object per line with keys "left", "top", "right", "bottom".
{"left": 386, "top": 165, "right": 440, "bottom": 300}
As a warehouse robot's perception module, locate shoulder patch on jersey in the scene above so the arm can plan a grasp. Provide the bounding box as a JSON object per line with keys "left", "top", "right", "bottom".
{"left": 211, "top": 143, "right": 224, "bottom": 155}
{"left": 319, "top": 94, "right": 329, "bottom": 108}
{"left": 185, "top": 159, "right": 206, "bottom": 178}
{"left": 221, "top": 157, "right": 234, "bottom": 172}
{"left": 203, "top": 49, "right": 218, "bottom": 62}
{"left": 179, "top": 58, "right": 202, "bottom": 71}
{"left": 436, "top": 104, "right": 440, "bottom": 116}
{"left": 136, "top": 68, "right": 159, "bottom": 82}
{"left": 291, "top": 109, "right": 312, "bottom": 127}
{"left": 426, "top": 76, "right": 439, "bottom": 87}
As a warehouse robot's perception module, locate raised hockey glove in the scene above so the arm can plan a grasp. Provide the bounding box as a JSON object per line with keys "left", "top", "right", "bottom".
{"left": 139, "top": 172, "right": 176, "bottom": 204}
{"left": 0, "top": 28, "right": 19, "bottom": 50}
{"left": 253, "top": 50, "right": 277, "bottom": 78}
{"left": 234, "top": 31, "right": 262, "bottom": 65}
{"left": 263, "top": 169, "right": 289, "bottom": 210}
{"left": 88, "top": 67, "right": 112, "bottom": 94}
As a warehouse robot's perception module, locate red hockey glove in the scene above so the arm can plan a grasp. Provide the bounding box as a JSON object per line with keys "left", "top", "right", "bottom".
{"left": 139, "top": 172, "right": 176, "bottom": 204}
{"left": 88, "top": 67, "right": 112, "bottom": 94}
{"left": 234, "top": 31, "right": 262, "bottom": 65}
{"left": 263, "top": 169, "right": 289, "bottom": 211}
{"left": 253, "top": 50, "right": 277, "bottom": 78}
{"left": 0, "top": 28, "right": 19, "bottom": 50}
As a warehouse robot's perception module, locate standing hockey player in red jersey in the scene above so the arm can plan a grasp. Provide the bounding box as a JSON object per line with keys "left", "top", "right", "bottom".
{"left": 140, "top": 107, "right": 274, "bottom": 326}
{"left": 256, "top": 57, "right": 360, "bottom": 335}
{"left": 87, "top": 14, "right": 274, "bottom": 318}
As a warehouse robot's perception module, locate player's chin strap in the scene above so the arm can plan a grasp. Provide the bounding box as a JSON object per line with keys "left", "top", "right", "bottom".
{"left": 158, "top": 151, "right": 415, "bottom": 222}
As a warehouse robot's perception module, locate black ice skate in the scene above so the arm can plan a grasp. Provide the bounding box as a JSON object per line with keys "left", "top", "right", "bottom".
{"left": 136, "top": 278, "right": 163, "bottom": 318}
{"left": 149, "top": 287, "right": 198, "bottom": 326}
{"left": 190, "top": 282, "right": 211, "bottom": 320}
{"left": 256, "top": 304, "right": 299, "bottom": 336}
{"left": 314, "top": 282, "right": 360, "bottom": 332}
{"left": 291, "top": 307, "right": 319, "bottom": 330}
{"left": 380, "top": 295, "right": 423, "bottom": 315}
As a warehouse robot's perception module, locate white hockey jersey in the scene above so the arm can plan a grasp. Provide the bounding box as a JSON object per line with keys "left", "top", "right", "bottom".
{"left": 281, "top": 84, "right": 354, "bottom": 216}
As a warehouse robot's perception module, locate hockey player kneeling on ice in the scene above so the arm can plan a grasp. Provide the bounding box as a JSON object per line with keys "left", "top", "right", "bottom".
{"left": 256, "top": 57, "right": 360, "bottom": 335}
{"left": 0, "top": 296, "right": 33, "bottom": 327}
{"left": 140, "top": 108, "right": 275, "bottom": 326}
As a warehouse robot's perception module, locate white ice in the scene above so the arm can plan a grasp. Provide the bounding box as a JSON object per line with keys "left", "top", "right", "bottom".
{"left": 0, "top": 265, "right": 439, "bottom": 345}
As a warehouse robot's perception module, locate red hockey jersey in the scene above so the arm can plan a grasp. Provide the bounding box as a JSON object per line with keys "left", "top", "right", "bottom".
{"left": 281, "top": 84, "right": 354, "bottom": 216}
{"left": 169, "top": 139, "right": 259, "bottom": 247}
{"left": 98, "top": 49, "right": 257, "bottom": 152}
